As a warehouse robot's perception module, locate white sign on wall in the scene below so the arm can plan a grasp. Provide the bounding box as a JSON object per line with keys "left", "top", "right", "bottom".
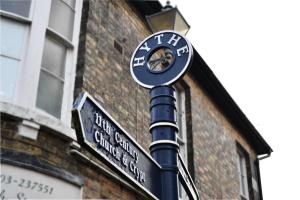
{"left": 0, "top": 164, "right": 82, "bottom": 199}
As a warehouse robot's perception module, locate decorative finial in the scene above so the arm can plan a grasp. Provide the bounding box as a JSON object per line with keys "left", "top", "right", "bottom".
{"left": 163, "top": 0, "right": 173, "bottom": 10}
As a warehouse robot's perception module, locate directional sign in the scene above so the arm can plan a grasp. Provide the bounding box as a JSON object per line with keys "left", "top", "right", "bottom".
{"left": 72, "top": 92, "right": 161, "bottom": 199}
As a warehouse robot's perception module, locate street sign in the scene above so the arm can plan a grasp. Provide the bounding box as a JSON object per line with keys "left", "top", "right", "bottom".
{"left": 130, "top": 30, "right": 193, "bottom": 88}
{"left": 72, "top": 92, "right": 161, "bottom": 199}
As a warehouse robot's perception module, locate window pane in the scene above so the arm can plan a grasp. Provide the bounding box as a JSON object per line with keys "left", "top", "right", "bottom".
{"left": 48, "top": 0, "right": 74, "bottom": 40}
{"left": 237, "top": 151, "right": 249, "bottom": 198}
{"left": 0, "top": 56, "right": 19, "bottom": 101}
{"left": 36, "top": 70, "right": 63, "bottom": 118}
{"left": 41, "top": 36, "right": 66, "bottom": 78}
{"left": 0, "top": 17, "right": 27, "bottom": 59}
{"left": 241, "top": 175, "right": 246, "bottom": 195}
{"left": 0, "top": 0, "right": 31, "bottom": 17}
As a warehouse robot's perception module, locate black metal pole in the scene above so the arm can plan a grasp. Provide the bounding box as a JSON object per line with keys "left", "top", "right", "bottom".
{"left": 149, "top": 85, "right": 179, "bottom": 200}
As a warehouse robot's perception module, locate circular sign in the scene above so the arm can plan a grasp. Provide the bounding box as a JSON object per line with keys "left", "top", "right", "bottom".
{"left": 130, "top": 30, "right": 193, "bottom": 88}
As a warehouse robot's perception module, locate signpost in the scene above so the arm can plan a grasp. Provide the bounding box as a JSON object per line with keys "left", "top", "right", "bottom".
{"left": 73, "top": 30, "right": 199, "bottom": 200}
{"left": 130, "top": 30, "right": 199, "bottom": 200}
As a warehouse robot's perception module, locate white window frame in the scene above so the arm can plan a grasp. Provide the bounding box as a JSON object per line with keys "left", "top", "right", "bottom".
{"left": 175, "top": 83, "right": 188, "bottom": 164}
{"left": 237, "top": 149, "right": 249, "bottom": 200}
{"left": 0, "top": 0, "right": 83, "bottom": 139}
{"left": 174, "top": 83, "right": 188, "bottom": 200}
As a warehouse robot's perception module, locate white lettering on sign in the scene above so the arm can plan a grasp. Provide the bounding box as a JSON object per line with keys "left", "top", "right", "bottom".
{"left": 167, "top": 34, "right": 182, "bottom": 47}
{"left": 94, "top": 130, "right": 121, "bottom": 161}
{"left": 154, "top": 34, "right": 164, "bottom": 44}
{"left": 139, "top": 42, "right": 151, "bottom": 52}
{"left": 130, "top": 161, "right": 146, "bottom": 183}
{"left": 93, "top": 112, "right": 145, "bottom": 183}
{"left": 95, "top": 113, "right": 111, "bottom": 135}
{"left": 115, "top": 131, "right": 139, "bottom": 163}
{"left": 0, "top": 164, "right": 81, "bottom": 200}
{"left": 176, "top": 45, "right": 189, "bottom": 57}
{"left": 133, "top": 56, "right": 145, "bottom": 67}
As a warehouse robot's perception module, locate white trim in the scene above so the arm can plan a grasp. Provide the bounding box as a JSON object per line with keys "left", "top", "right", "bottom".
{"left": 61, "top": 0, "right": 76, "bottom": 11}
{"left": 22, "top": 119, "right": 40, "bottom": 129}
{"left": 174, "top": 83, "right": 188, "bottom": 200}
{"left": 0, "top": 0, "right": 34, "bottom": 21}
{"left": 174, "top": 84, "right": 188, "bottom": 165}
{"left": 0, "top": 11, "right": 32, "bottom": 24}
{"left": 70, "top": 141, "right": 81, "bottom": 150}
{"left": 18, "top": 119, "right": 40, "bottom": 140}
{"left": 46, "top": 27, "right": 74, "bottom": 48}
{"left": 149, "top": 122, "right": 179, "bottom": 132}
{"left": 7, "top": 0, "right": 83, "bottom": 130}
{"left": 40, "top": 67, "right": 65, "bottom": 82}
{"left": 0, "top": 102, "right": 77, "bottom": 140}
{"left": 61, "top": 0, "right": 83, "bottom": 125}
{"left": 252, "top": 177, "right": 258, "bottom": 191}
{"left": 130, "top": 30, "right": 193, "bottom": 89}
{"left": 150, "top": 140, "right": 179, "bottom": 148}
{"left": 15, "top": 0, "right": 51, "bottom": 108}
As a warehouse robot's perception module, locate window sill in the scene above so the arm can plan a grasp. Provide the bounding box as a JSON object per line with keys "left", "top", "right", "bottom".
{"left": 0, "top": 101, "right": 77, "bottom": 141}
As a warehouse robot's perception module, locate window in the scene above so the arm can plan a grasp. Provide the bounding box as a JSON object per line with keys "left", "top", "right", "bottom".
{"left": 0, "top": 0, "right": 31, "bottom": 18}
{"left": 48, "top": 0, "right": 75, "bottom": 40}
{"left": 237, "top": 148, "right": 249, "bottom": 200}
{"left": 0, "top": 0, "right": 31, "bottom": 101}
{"left": 174, "top": 83, "right": 188, "bottom": 200}
{"left": 36, "top": 36, "right": 67, "bottom": 118}
{"left": 36, "top": 0, "right": 76, "bottom": 118}
{"left": 0, "top": 0, "right": 83, "bottom": 127}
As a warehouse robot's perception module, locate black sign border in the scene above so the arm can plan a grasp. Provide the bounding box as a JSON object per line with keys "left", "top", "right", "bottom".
{"left": 72, "top": 92, "right": 161, "bottom": 200}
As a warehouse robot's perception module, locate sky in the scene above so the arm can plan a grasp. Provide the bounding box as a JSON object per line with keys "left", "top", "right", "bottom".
{"left": 160, "top": 0, "right": 300, "bottom": 199}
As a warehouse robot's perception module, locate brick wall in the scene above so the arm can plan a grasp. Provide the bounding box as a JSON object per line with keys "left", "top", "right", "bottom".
{"left": 1, "top": 0, "right": 261, "bottom": 199}
{"left": 183, "top": 75, "right": 258, "bottom": 199}
{"left": 75, "top": 0, "right": 152, "bottom": 152}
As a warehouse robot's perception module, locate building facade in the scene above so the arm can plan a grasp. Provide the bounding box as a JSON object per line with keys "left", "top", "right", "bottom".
{"left": 0, "top": 0, "right": 272, "bottom": 199}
